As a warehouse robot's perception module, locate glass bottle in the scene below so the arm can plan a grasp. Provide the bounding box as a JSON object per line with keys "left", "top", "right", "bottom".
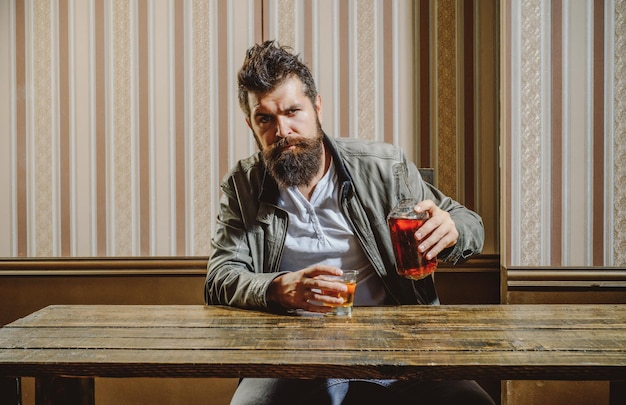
{"left": 386, "top": 165, "right": 437, "bottom": 280}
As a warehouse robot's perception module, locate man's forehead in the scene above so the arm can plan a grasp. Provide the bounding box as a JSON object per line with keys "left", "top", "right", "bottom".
{"left": 248, "top": 78, "right": 308, "bottom": 111}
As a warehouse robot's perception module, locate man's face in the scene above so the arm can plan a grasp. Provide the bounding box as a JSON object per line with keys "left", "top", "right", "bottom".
{"left": 246, "top": 76, "right": 324, "bottom": 189}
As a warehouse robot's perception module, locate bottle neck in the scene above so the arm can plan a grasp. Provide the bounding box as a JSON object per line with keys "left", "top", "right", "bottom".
{"left": 392, "top": 164, "right": 413, "bottom": 205}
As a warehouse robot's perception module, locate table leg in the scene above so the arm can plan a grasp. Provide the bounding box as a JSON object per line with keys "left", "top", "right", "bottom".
{"left": 610, "top": 381, "right": 626, "bottom": 405}
{"left": 0, "top": 377, "right": 21, "bottom": 405}
{"left": 35, "top": 376, "right": 94, "bottom": 405}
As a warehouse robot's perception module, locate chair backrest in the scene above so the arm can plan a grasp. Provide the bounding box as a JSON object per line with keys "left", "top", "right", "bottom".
{"left": 418, "top": 168, "right": 435, "bottom": 186}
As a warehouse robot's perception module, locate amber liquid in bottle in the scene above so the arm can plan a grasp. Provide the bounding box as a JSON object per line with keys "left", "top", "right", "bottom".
{"left": 387, "top": 165, "right": 437, "bottom": 280}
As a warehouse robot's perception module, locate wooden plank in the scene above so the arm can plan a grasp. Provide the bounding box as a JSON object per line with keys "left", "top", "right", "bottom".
{"left": 1, "top": 348, "right": 625, "bottom": 380}
{"left": 2, "top": 327, "right": 625, "bottom": 353}
{"left": 8, "top": 307, "right": 626, "bottom": 329}
{"left": 9, "top": 304, "right": 626, "bottom": 328}
{"left": 1, "top": 345, "right": 625, "bottom": 366}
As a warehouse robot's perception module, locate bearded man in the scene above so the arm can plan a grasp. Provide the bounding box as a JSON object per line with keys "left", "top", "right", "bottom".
{"left": 204, "top": 40, "right": 494, "bottom": 405}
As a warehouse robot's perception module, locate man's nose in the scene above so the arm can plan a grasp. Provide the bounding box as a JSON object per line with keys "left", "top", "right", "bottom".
{"left": 275, "top": 117, "right": 290, "bottom": 138}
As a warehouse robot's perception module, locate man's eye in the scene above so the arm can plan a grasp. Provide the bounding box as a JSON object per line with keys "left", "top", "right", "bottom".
{"left": 258, "top": 116, "right": 271, "bottom": 124}
{"left": 287, "top": 109, "right": 299, "bottom": 116}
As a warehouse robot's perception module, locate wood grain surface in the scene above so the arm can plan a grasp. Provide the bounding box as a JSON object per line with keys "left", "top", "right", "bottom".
{"left": 1, "top": 304, "right": 625, "bottom": 381}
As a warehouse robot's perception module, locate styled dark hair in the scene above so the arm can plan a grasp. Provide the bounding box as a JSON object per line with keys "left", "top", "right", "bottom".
{"left": 237, "top": 40, "right": 318, "bottom": 118}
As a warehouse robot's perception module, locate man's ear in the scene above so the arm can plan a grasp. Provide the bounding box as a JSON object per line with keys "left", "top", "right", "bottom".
{"left": 245, "top": 117, "right": 252, "bottom": 130}
{"left": 315, "top": 94, "right": 322, "bottom": 123}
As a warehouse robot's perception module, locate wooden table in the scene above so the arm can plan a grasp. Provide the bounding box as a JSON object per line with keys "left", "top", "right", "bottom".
{"left": 1, "top": 304, "right": 625, "bottom": 404}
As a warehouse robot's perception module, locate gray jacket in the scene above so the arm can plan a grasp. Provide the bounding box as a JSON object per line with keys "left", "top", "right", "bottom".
{"left": 204, "top": 135, "right": 484, "bottom": 310}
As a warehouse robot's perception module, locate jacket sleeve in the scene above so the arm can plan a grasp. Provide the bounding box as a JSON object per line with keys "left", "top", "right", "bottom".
{"left": 405, "top": 158, "right": 485, "bottom": 265}
{"left": 204, "top": 176, "right": 284, "bottom": 310}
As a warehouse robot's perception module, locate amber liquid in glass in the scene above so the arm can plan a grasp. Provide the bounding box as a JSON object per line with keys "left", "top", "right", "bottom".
{"left": 388, "top": 217, "right": 437, "bottom": 280}
{"left": 322, "top": 282, "right": 356, "bottom": 307}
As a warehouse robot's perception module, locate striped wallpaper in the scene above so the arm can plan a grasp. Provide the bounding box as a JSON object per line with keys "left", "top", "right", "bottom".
{"left": 1, "top": 0, "right": 259, "bottom": 257}
{"left": 502, "top": 0, "right": 626, "bottom": 267}
{"left": 0, "top": 0, "right": 422, "bottom": 257}
{"left": 416, "top": 0, "right": 500, "bottom": 253}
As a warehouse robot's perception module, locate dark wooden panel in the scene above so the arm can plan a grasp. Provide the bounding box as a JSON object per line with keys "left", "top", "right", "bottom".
{"left": 35, "top": 377, "right": 94, "bottom": 405}
{"left": 505, "top": 267, "right": 626, "bottom": 304}
{"left": 0, "top": 275, "right": 204, "bottom": 326}
{"left": 0, "top": 377, "right": 20, "bottom": 405}
{"left": 0, "top": 255, "right": 500, "bottom": 326}
{"left": 611, "top": 381, "right": 626, "bottom": 405}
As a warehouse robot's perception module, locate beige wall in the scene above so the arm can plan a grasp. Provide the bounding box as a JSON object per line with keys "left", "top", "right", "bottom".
{"left": 501, "top": 0, "right": 626, "bottom": 268}
{"left": 0, "top": 0, "right": 500, "bottom": 258}
{"left": 0, "top": 0, "right": 416, "bottom": 257}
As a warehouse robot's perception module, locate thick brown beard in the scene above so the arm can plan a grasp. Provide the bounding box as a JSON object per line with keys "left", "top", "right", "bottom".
{"left": 262, "top": 131, "right": 324, "bottom": 189}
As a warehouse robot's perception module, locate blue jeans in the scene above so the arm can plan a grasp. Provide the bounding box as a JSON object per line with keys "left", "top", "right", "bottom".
{"left": 230, "top": 378, "right": 496, "bottom": 405}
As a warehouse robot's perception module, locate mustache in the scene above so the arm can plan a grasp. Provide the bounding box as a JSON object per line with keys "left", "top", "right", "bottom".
{"left": 266, "top": 136, "right": 308, "bottom": 159}
{"left": 272, "top": 136, "right": 306, "bottom": 150}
